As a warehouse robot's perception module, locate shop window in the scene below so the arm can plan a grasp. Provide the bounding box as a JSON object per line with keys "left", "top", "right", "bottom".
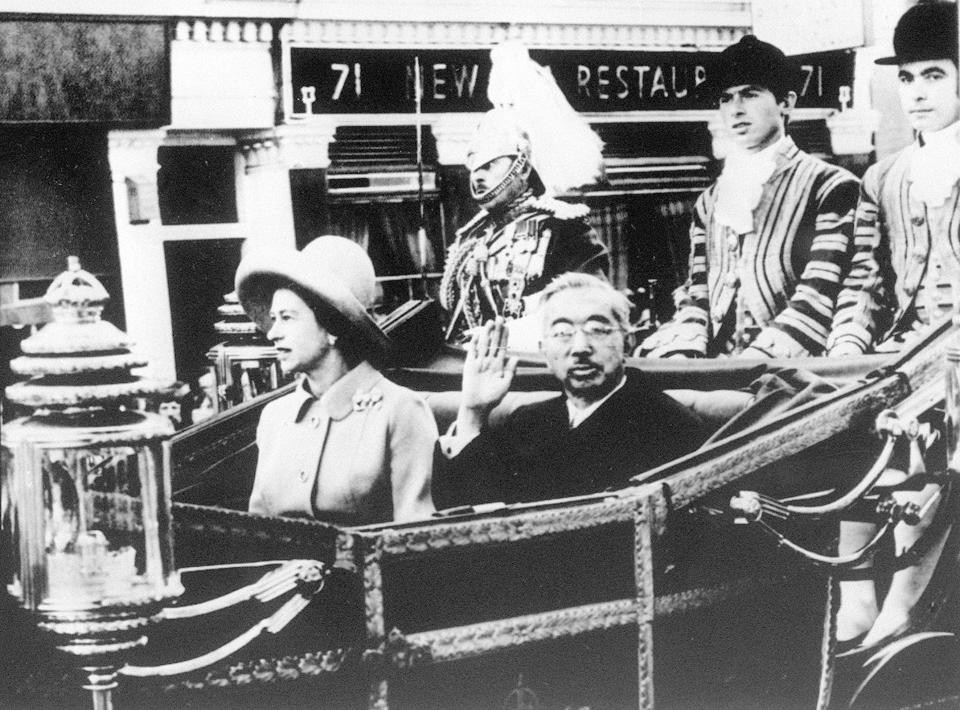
{"left": 290, "top": 168, "right": 446, "bottom": 316}
{"left": 163, "top": 238, "right": 244, "bottom": 383}
{"left": 0, "top": 125, "right": 118, "bottom": 283}
{"left": 157, "top": 146, "right": 237, "bottom": 225}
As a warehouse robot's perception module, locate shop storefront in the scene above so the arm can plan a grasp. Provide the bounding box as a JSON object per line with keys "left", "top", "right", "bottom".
{"left": 2, "top": 2, "right": 870, "bottom": 385}
{"left": 282, "top": 38, "right": 857, "bottom": 330}
{"left": 0, "top": 17, "right": 168, "bottom": 397}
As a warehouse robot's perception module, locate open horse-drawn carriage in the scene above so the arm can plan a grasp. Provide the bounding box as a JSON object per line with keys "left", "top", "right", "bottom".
{"left": 3, "top": 298, "right": 960, "bottom": 710}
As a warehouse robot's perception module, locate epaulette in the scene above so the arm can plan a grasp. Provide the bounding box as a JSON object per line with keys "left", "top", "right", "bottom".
{"left": 528, "top": 195, "right": 591, "bottom": 221}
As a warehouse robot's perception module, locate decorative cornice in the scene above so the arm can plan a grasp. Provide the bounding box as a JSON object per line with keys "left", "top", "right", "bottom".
{"left": 174, "top": 19, "right": 273, "bottom": 43}
{"left": 275, "top": 121, "right": 338, "bottom": 169}
{"left": 107, "top": 129, "right": 166, "bottom": 181}
{"left": 0, "top": 0, "right": 752, "bottom": 30}
{"left": 281, "top": 19, "right": 747, "bottom": 51}
{"left": 238, "top": 123, "right": 338, "bottom": 171}
{"left": 238, "top": 134, "right": 282, "bottom": 172}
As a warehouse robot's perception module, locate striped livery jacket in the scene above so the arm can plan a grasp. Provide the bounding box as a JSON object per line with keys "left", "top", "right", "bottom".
{"left": 827, "top": 143, "right": 960, "bottom": 354}
{"left": 641, "top": 138, "right": 860, "bottom": 358}
{"left": 440, "top": 196, "right": 609, "bottom": 343}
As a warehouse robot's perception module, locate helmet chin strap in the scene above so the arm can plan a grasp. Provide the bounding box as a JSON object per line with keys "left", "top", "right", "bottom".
{"left": 473, "top": 151, "right": 530, "bottom": 208}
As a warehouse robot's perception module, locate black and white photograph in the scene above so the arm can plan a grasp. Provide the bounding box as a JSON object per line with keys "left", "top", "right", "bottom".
{"left": 2, "top": 1, "right": 960, "bottom": 708}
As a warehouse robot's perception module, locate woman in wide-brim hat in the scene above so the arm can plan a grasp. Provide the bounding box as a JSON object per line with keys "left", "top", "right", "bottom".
{"left": 235, "top": 236, "right": 437, "bottom": 525}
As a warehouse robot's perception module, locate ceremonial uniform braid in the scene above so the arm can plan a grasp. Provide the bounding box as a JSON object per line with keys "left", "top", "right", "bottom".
{"left": 440, "top": 196, "right": 609, "bottom": 342}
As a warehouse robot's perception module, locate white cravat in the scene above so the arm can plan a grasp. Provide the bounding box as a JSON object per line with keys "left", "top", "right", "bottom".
{"left": 714, "top": 137, "right": 784, "bottom": 234}
{"left": 912, "top": 121, "right": 960, "bottom": 208}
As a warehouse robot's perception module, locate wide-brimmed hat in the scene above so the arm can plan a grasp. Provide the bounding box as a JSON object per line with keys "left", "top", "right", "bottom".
{"left": 875, "top": 2, "right": 958, "bottom": 66}
{"left": 705, "top": 35, "right": 799, "bottom": 100}
{"left": 235, "top": 236, "right": 390, "bottom": 356}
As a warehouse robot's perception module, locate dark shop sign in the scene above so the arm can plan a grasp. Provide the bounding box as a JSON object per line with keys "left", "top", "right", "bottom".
{"left": 288, "top": 47, "right": 854, "bottom": 115}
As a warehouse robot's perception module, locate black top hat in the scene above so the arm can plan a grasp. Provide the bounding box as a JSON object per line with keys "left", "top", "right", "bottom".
{"left": 876, "top": 2, "right": 958, "bottom": 66}
{"left": 705, "top": 35, "right": 799, "bottom": 100}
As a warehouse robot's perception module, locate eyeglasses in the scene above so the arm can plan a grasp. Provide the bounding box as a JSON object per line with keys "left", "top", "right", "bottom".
{"left": 546, "top": 323, "right": 622, "bottom": 344}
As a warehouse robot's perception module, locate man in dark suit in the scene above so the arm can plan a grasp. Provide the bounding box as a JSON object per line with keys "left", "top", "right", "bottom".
{"left": 433, "top": 273, "right": 709, "bottom": 508}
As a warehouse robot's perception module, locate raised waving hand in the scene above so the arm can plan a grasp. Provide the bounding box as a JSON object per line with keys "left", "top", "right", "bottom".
{"left": 456, "top": 318, "right": 520, "bottom": 437}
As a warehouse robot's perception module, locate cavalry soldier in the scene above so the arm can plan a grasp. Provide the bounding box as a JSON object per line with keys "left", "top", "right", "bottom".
{"left": 440, "top": 42, "right": 609, "bottom": 351}
{"left": 639, "top": 35, "right": 860, "bottom": 359}
{"left": 829, "top": 1, "right": 960, "bottom": 355}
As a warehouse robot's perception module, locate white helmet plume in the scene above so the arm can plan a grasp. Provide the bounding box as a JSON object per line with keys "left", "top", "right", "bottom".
{"left": 486, "top": 41, "right": 604, "bottom": 194}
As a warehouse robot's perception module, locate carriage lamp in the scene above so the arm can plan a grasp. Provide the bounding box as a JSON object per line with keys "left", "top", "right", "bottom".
{"left": 1, "top": 257, "right": 181, "bottom": 707}
{"left": 205, "top": 290, "right": 286, "bottom": 413}
{"left": 2, "top": 259, "right": 327, "bottom": 710}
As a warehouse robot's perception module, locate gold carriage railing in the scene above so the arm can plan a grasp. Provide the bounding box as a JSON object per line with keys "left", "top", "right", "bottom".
{"left": 141, "top": 321, "right": 960, "bottom": 709}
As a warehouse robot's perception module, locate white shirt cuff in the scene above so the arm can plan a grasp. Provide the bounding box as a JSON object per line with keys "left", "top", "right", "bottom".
{"left": 438, "top": 422, "right": 480, "bottom": 459}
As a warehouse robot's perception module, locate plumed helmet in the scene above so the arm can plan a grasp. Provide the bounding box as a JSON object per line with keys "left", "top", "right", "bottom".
{"left": 476, "top": 41, "right": 604, "bottom": 195}
{"left": 466, "top": 107, "right": 532, "bottom": 173}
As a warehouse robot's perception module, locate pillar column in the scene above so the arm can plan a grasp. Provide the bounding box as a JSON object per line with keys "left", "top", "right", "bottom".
{"left": 107, "top": 129, "right": 176, "bottom": 382}
{"left": 238, "top": 132, "right": 296, "bottom": 253}
{"left": 237, "top": 120, "right": 336, "bottom": 253}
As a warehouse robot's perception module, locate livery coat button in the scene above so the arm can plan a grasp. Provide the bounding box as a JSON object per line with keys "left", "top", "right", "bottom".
{"left": 298, "top": 469, "right": 309, "bottom": 482}
{"left": 904, "top": 285, "right": 916, "bottom": 296}
{"left": 912, "top": 250, "right": 928, "bottom": 263}
{"left": 911, "top": 215, "right": 925, "bottom": 227}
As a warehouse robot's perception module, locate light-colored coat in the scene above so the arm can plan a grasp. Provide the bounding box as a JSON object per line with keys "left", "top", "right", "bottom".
{"left": 249, "top": 362, "right": 437, "bottom": 525}
{"left": 828, "top": 142, "right": 960, "bottom": 353}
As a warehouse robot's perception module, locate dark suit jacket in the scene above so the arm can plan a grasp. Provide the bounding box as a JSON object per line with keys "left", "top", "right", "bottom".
{"left": 433, "top": 371, "right": 710, "bottom": 508}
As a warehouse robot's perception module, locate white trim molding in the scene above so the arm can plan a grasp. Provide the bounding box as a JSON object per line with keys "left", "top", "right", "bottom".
{"left": 280, "top": 19, "right": 748, "bottom": 51}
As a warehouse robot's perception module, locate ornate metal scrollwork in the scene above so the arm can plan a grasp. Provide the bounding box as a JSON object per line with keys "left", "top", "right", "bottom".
{"left": 728, "top": 409, "right": 950, "bottom": 568}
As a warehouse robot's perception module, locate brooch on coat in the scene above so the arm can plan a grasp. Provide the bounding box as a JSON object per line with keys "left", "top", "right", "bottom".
{"left": 352, "top": 388, "right": 384, "bottom": 412}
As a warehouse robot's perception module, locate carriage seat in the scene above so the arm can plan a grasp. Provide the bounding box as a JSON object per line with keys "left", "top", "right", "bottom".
{"left": 421, "top": 388, "right": 753, "bottom": 436}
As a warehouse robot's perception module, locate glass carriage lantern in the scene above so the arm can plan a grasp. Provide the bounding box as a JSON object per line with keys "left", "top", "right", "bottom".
{"left": 205, "top": 290, "right": 286, "bottom": 413}
{"left": 1, "top": 257, "right": 182, "bottom": 709}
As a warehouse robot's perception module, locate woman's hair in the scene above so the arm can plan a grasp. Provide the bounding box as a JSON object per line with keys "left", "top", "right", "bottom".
{"left": 282, "top": 282, "right": 374, "bottom": 369}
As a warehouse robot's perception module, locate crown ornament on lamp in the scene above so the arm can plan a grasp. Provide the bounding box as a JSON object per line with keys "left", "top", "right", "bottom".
{"left": 3, "top": 258, "right": 329, "bottom": 710}
{"left": 2, "top": 256, "right": 181, "bottom": 708}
